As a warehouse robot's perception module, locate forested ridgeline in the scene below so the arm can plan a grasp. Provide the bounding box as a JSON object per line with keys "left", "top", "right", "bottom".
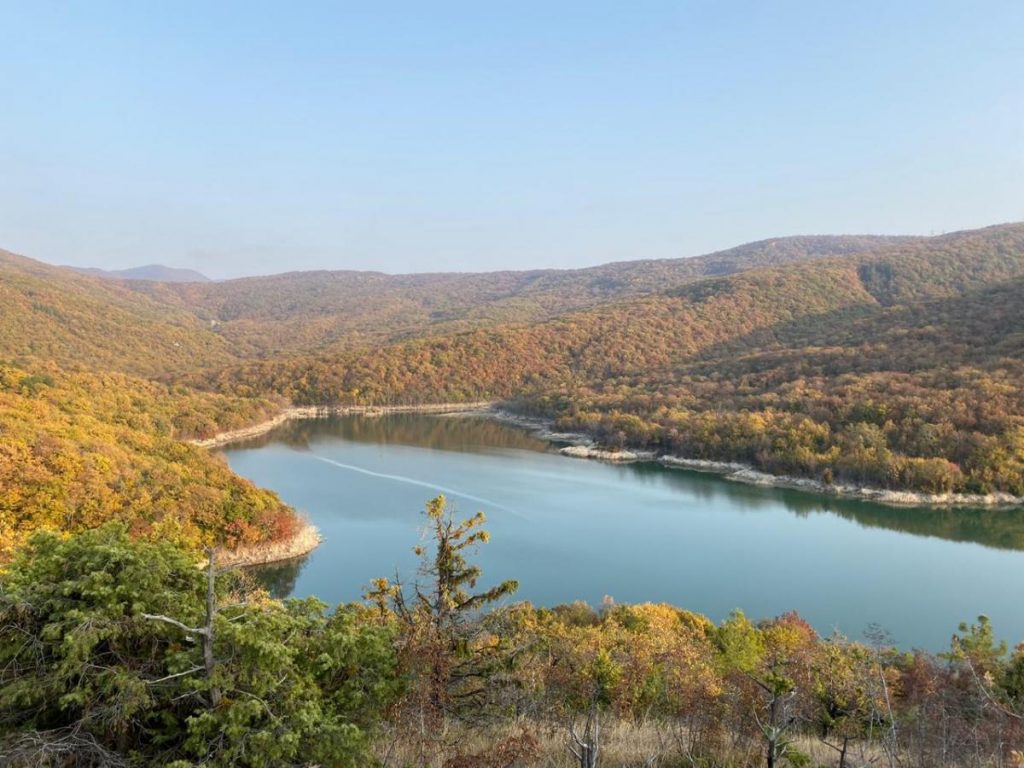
{"left": 125, "top": 234, "right": 913, "bottom": 357}
{"left": 2, "top": 226, "right": 1015, "bottom": 378}
{"left": 0, "top": 249, "right": 236, "bottom": 377}
{"left": 0, "top": 362, "right": 294, "bottom": 560}
{"left": 2, "top": 502, "right": 1023, "bottom": 768}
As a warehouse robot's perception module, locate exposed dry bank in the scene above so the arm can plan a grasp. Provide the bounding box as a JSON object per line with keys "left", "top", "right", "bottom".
{"left": 486, "top": 409, "right": 1024, "bottom": 507}
{"left": 214, "top": 519, "right": 323, "bottom": 568}
{"left": 560, "top": 444, "right": 1024, "bottom": 507}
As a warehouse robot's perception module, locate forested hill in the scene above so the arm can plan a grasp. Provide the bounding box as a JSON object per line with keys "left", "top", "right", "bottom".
{"left": 0, "top": 248, "right": 234, "bottom": 376}
{"left": 189, "top": 223, "right": 1024, "bottom": 404}
{"left": 0, "top": 362, "right": 292, "bottom": 560}
{"left": 3, "top": 235, "right": 912, "bottom": 366}
{"left": 119, "top": 234, "right": 915, "bottom": 356}
{"left": 6, "top": 225, "right": 1015, "bottom": 385}
{"left": 2, "top": 223, "right": 1023, "bottom": 562}
{"left": 186, "top": 223, "right": 1024, "bottom": 496}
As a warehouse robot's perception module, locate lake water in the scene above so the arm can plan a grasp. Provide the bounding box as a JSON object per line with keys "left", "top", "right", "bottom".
{"left": 222, "top": 414, "right": 1024, "bottom": 650}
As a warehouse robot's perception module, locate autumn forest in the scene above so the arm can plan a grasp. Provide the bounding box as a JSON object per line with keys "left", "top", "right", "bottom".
{"left": 3, "top": 223, "right": 1024, "bottom": 766}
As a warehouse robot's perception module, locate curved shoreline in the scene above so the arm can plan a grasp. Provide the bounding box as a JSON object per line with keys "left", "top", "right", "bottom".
{"left": 193, "top": 402, "right": 1023, "bottom": 551}
{"left": 215, "top": 520, "right": 323, "bottom": 569}
{"left": 189, "top": 403, "right": 495, "bottom": 568}
{"left": 480, "top": 409, "right": 1024, "bottom": 508}
{"left": 558, "top": 444, "right": 1024, "bottom": 509}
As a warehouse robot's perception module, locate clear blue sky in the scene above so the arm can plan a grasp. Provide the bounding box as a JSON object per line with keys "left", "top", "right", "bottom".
{"left": 2, "top": 2, "right": 1022, "bottom": 278}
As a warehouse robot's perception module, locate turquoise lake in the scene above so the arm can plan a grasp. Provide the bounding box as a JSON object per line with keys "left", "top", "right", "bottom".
{"left": 222, "top": 413, "right": 1024, "bottom": 650}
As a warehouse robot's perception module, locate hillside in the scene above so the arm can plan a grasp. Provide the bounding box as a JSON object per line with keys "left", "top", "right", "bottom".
{"left": 0, "top": 249, "right": 234, "bottom": 377}
{"left": 187, "top": 224, "right": 1024, "bottom": 496}
{"left": 7, "top": 235, "right": 911, "bottom": 366}
{"left": 124, "top": 234, "right": 913, "bottom": 356}
{"left": 0, "top": 361, "right": 293, "bottom": 560}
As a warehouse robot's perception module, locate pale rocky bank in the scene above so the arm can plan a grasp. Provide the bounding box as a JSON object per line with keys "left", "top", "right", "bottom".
{"left": 215, "top": 521, "right": 323, "bottom": 569}
{"left": 561, "top": 446, "right": 1024, "bottom": 508}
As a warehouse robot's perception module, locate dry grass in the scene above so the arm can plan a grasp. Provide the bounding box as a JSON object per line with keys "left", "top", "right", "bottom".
{"left": 371, "top": 716, "right": 892, "bottom": 768}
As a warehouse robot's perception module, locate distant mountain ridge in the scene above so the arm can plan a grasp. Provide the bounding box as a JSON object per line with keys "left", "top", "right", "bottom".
{"left": 72, "top": 264, "right": 211, "bottom": 283}
{"left": 1, "top": 227, "right": 1015, "bottom": 371}
{"left": 122, "top": 233, "right": 918, "bottom": 356}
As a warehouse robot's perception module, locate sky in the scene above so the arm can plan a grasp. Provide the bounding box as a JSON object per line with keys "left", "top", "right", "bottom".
{"left": 1, "top": 2, "right": 1022, "bottom": 279}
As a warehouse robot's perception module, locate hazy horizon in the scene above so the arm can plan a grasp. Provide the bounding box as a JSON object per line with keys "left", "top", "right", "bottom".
{"left": 16, "top": 221, "right": 1006, "bottom": 282}
{"left": 2, "top": 2, "right": 1022, "bottom": 280}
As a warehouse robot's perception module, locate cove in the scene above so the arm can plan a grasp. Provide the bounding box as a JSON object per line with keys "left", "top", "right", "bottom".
{"left": 221, "top": 413, "right": 1024, "bottom": 650}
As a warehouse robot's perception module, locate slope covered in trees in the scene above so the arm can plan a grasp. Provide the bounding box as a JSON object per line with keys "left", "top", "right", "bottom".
{"left": 0, "top": 249, "right": 233, "bottom": 377}
{"left": 1, "top": 224, "right": 1021, "bottom": 561}
{"left": 124, "top": 234, "right": 912, "bottom": 356}
{"left": 3, "top": 506, "right": 1024, "bottom": 767}
{"left": 186, "top": 224, "right": 1024, "bottom": 495}
{"left": 0, "top": 361, "right": 293, "bottom": 560}
{"left": 2, "top": 235, "right": 910, "bottom": 366}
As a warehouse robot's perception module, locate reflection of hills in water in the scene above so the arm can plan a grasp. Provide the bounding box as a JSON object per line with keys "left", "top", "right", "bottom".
{"left": 823, "top": 503, "right": 1024, "bottom": 550}
{"left": 237, "top": 414, "right": 1024, "bottom": 557}
{"left": 623, "top": 461, "right": 1024, "bottom": 551}
{"left": 227, "top": 413, "right": 552, "bottom": 454}
{"left": 250, "top": 496, "right": 1024, "bottom": 598}
{"left": 252, "top": 555, "right": 310, "bottom": 599}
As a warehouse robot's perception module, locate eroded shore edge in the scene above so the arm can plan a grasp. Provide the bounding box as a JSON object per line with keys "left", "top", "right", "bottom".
{"left": 486, "top": 409, "right": 1024, "bottom": 509}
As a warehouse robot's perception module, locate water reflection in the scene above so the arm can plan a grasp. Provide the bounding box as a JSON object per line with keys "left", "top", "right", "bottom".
{"left": 230, "top": 413, "right": 1024, "bottom": 650}
{"left": 227, "top": 413, "right": 551, "bottom": 454}
{"left": 621, "top": 461, "right": 1024, "bottom": 550}
{"left": 235, "top": 414, "right": 1024, "bottom": 553}
{"left": 252, "top": 554, "right": 311, "bottom": 599}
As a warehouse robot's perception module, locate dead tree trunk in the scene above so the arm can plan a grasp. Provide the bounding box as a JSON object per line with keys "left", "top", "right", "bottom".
{"left": 754, "top": 688, "right": 796, "bottom": 768}
{"left": 569, "top": 704, "right": 600, "bottom": 768}
{"left": 143, "top": 547, "right": 221, "bottom": 707}
{"left": 202, "top": 548, "right": 221, "bottom": 706}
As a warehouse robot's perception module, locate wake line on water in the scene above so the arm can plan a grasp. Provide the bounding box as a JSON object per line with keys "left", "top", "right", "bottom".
{"left": 307, "top": 454, "right": 518, "bottom": 514}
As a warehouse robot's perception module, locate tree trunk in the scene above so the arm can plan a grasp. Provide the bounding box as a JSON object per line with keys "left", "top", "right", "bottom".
{"left": 204, "top": 548, "right": 221, "bottom": 707}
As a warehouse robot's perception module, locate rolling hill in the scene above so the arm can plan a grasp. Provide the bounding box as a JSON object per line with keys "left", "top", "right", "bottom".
{"left": 0, "top": 249, "right": 234, "bottom": 377}
{"left": 123, "top": 234, "right": 915, "bottom": 356}
{"left": 2, "top": 223, "right": 1023, "bottom": 563}
{"left": 183, "top": 224, "right": 1024, "bottom": 495}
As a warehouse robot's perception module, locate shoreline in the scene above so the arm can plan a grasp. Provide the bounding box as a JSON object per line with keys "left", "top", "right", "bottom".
{"left": 190, "top": 403, "right": 493, "bottom": 567}
{"left": 481, "top": 410, "right": 1024, "bottom": 509}
{"left": 557, "top": 444, "right": 1024, "bottom": 509}
{"left": 192, "top": 402, "right": 1024, "bottom": 527}
{"left": 215, "top": 519, "right": 323, "bottom": 569}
